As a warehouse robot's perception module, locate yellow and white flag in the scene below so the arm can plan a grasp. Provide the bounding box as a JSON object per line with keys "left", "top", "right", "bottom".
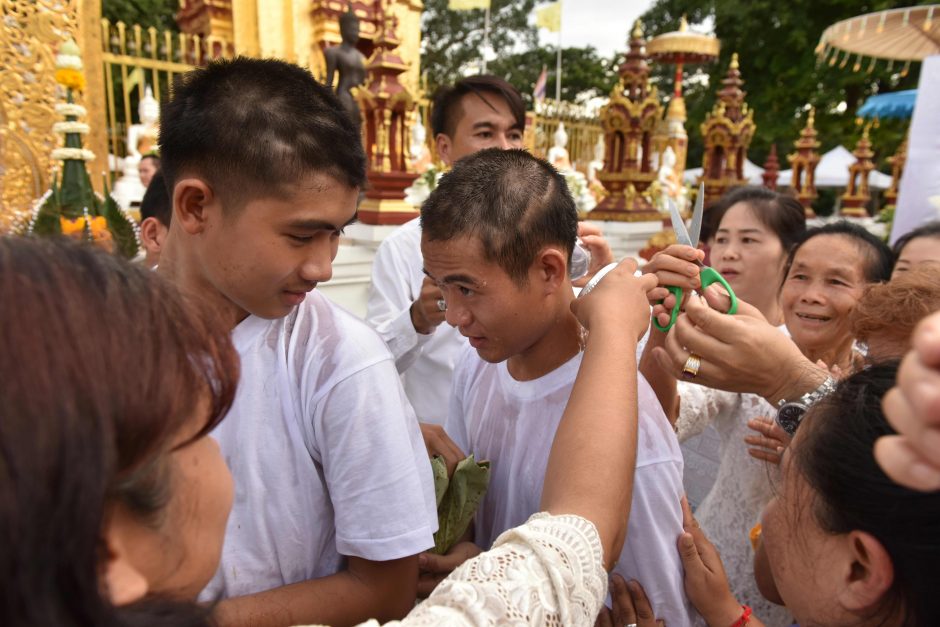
{"left": 448, "top": 0, "right": 490, "bottom": 10}
{"left": 535, "top": 2, "right": 561, "bottom": 32}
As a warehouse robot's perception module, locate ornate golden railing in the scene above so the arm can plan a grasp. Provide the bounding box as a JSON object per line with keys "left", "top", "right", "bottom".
{"left": 528, "top": 99, "right": 604, "bottom": 173}
{"left": 100, "top": 18, "right": 234, "bottom": 159}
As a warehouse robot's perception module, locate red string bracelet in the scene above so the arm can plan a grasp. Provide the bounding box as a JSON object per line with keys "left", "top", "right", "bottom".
{"left": 730, "top": 605, "right": 752, "bottom": 627}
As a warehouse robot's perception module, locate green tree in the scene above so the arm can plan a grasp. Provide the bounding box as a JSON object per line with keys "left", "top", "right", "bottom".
{"left": 102, "top": 0, "right": 179, "bottom": 32}
{"left": 641, "top": 0, "right": 926, "bottom": 180}
{"left": 421, "top": 0, "right": 541, "bottom": 91}
{"left": 488, "top": 45, "right": 619, "bottom": 107}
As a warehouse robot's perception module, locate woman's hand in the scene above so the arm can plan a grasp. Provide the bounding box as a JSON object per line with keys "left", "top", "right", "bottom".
{"left": 876, "top": 310, "right": 940, "bottom": 491}
{"left": 745, "top": 416, "right": 791, "bottom": 465}
{"left": 572, "top": 258, "right": 659, "bottom": 341}
{"left": 642, "top": 244, "right": 703, "bottom": 327}
{"left": 676, "top": 497, "right": 743, "bottom": 627}
{"left": 594, "top": 574, "right": 663, "bottom": 627}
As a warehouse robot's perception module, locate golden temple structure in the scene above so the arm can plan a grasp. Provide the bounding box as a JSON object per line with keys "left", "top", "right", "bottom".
{"left": 840, "top": 125, "right": 875, "bottom": 217}
{"left": 788, "top": 107, "right": 821, "bottom": 217}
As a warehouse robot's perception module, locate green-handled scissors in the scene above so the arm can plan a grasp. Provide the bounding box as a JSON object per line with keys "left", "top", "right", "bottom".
{"left": 653, "top": 185, "right": 739, "bottom": 332}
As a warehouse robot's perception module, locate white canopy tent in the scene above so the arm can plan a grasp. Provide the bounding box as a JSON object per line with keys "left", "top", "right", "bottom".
{"left": 683, "top": 159, "right": 765, "bottom": 185}
{"left": 776, "top": 145, "right": 893, "bottom": 189}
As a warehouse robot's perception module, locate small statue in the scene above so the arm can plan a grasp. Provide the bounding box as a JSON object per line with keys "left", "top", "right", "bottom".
{"left": 547, "top": 122, "right": 572, "bottom": 171}
{"left": 409, "top": 115, "right": 431, "bottom": 174}
{"left": 112, "top": 85, "right": 160, "bottom": 210}
{"left": 656, "top": 146, "right": 687, "bottom": 211}
{"left": 587, "top": 135, "right": 605, "bottom": 185}
{"left": 325, "top": 5, "right": 367, "bottom": 126}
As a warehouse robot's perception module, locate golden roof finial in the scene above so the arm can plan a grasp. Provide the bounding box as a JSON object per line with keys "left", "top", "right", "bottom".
{"left": 633, "top": 19, "right": 644, "bottom": 39}
{"left": 862, "top": 121, "right": 872, "bottom": 139}
{"left": 679, "top": 14, "right": 689, "bottom": 32}
{"left": 730, "top": 52, "right": 739, "bottom": 70}
{"left": 807, "top": 106, "right": 816, "bottom": 129}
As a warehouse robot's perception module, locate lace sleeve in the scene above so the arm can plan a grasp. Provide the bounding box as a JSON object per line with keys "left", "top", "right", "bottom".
{"left": 382, "top": 513, "right": 607, "bottom": 627}
{"left": 675, "top": 383, "right": 739, "bottom": 442}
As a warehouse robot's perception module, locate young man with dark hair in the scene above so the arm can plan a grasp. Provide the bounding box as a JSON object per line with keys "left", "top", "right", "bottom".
{"left": 157, "top": 57, "right": 436, "bottom": 627}
{"left": 138, "top": 153, "right": 160, "bottom": 188}
{"left": 366, "top": 75, "right": 527, "bottom": 427}
{"left": 367, "top": 75, "right": 610, "bottom": 431}
{"left": 419, "top": 148, "right": 697, "bottom": 626}
{"left": 138, "top": 171, "right": 170, "bottom": 268}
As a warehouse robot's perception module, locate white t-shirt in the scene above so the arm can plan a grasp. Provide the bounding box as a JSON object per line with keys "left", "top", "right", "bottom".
{"left": 366, "top": 217, "right": 464, "bottom": 425}
{"left": 201, "top": 291, "right": 437, "bottom": 600}
{"left": 446, "top": 347, "right": 698, "bottom": 627}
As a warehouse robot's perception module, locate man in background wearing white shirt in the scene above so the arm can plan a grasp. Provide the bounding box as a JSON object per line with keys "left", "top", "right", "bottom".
{"left": 418, "top": 148, "right": 698, "bottom": 626}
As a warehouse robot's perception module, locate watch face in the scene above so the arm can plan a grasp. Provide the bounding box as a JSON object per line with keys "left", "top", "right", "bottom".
{"left": 776, "top": 403, "right": 807, "bottom": 437}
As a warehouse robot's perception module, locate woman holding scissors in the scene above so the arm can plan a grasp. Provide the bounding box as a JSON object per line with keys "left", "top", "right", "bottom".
{"left": 640, "top": 186, "right": 805, "bottom": 625}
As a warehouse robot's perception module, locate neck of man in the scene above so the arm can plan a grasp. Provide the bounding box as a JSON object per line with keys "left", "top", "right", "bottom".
{"left": 158, "top": 229, "right": 248, "bottom": 331}
{"left": 506, "top": 288, "right": 582, "bottom": 382}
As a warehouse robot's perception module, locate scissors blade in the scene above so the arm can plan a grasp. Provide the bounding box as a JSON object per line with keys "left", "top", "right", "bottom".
{"left": 689, "top": 183, "right": 705, "bottom": 247}
{"left": 667, "top": 198, "right": 693, "bottom": 247}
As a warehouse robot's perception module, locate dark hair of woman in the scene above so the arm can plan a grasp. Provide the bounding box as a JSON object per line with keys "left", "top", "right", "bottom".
{"left": 891, "top": 220, "right": 940, "bottom": 258}
{"left": 703, "top": 186, "right": 806, "bottom": 251}
{"left": 784, "top": 220, "right": 894, "bottom": 284}
{"left": 0, "top": 237, "right": 239, "bottom": 625}
{"left": 795, "top": 363, "right": 940, "bottom": 626}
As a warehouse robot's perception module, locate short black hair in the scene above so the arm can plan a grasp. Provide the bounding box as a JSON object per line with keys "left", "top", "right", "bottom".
{"left": 707, "top": 186, "right": 806, "bottom": 252}
{"left": 430, "top": 75, "right": 526, "bottom": 138}
{"left": 421, "top": 148, "right": 577, "bottom": 285}
{"left": 785, "top": 220, "right": 894, "bottom": 284}
{"left": 159, "top": 57, "right": 366, "bottom": 208}
{"left": 140, "top": 153, "right": 161, "bottom": 169}
{"left": 892, "top": 220, "right": 940, "bottom": 259}
{"left": 140, "top": 171, "right": 171, "bottom": 227}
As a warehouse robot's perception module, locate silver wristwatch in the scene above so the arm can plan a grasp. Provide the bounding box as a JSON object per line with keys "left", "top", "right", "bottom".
{"left": 775, "top": 375, "right": 837, "bottom": 436}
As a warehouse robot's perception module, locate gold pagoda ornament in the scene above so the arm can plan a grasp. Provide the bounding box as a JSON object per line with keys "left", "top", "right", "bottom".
{"left": 356, "top": 1, "right": 419, "bottom": 225}
{"left": 883, "top": 135, "right": 907, "bottom": 209}
{"left": 840, "top": 125, "right": 875, "bottom": 218}
{"left": 699, "top": 53, "right": 756, "bottom": 206}
{"left": 788, "top": 107, "right": 821, "bottom": 218}
{"left": 588, "top": 21, "right": 664, "bottom": 222}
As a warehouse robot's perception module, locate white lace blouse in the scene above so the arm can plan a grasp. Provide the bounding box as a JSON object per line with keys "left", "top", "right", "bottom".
{"left": 300, "top": 513, "right": 607, "bottom": 627}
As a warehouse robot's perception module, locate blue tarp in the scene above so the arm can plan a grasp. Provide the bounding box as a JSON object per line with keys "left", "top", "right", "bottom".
{"left": 858, "top": 89, "right": 918, "bottom": 119}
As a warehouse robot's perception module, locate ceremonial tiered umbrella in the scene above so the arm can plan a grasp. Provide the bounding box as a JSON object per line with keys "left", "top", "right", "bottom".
{"left": 858, "top": 89, "right": 918, "bottom": 119}
{"left": 816, "top": 5, "right": 940, "bottom": 74}
{"left": 647, "top": 16, "right": 721, "bottom": 98}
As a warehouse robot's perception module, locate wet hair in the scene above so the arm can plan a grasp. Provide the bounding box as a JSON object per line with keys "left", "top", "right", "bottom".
{"left": 140, "top": 171, "right": 171, "bottom": 227}
{"left": 784, "top": 220, "right": 893, "bottom": 284}
{"left": 850, "top": 265, "right": 940, "bottom": 360}
{"left": 708, "top": 186, "right": 806, "bottom": 252}
{"left": 430, "top": 74, "right": 526, "bottom": 138}
{"left": 892, "top": 220, "right": 940, "bottom": 261}
{"left": 159, "top": 57, "right": 366, "bottom": 209}
{"left": 795, "top": 363, "right": 940, "bottom": 626}
{"left": 0, "top": 237, "right": 238, "bottom": 625}
{"left": 421, "top": 148, "right": 577, "bottom": 285}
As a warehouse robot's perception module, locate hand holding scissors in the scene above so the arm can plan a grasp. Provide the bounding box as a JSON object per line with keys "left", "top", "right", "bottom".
{"left": 653, "top": 186, "right": 738, "bottom": 332}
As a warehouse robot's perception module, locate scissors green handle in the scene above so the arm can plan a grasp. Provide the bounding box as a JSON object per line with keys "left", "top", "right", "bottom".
{"left": 652, "top": 267, "right": 739, "bottom": 332}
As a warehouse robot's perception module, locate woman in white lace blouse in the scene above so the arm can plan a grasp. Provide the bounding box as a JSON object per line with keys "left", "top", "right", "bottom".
{"left": 640, "top": 187, "right": 807, "bottom": 625}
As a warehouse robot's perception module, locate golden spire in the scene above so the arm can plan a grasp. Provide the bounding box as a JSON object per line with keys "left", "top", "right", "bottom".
{"left": 807, "top": 106, "right": 815, "bottom": 129}
{"left": 730, "top": 52, "right": 739, "bottom": 70}
{"left": 632, "top": 19, "right": 644, "bottom": 39}
{"left": 679, "top": 14, "right": 689, "bottom": 32}
{"left": 862, "top": 121, "right": 872, "bottom": 139}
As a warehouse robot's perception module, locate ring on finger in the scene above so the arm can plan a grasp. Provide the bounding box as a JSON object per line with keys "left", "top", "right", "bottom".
{"left": 682, "top": 353, "right": 702, "bottom": 379}
{"left": 436, "top": 299, "right": 447, "bottom": 312}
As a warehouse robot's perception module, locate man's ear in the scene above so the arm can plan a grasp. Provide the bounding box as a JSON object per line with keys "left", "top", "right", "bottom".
{"left": 172, "top": 178, "right": 217, "bottom": 235}
{"left": 139, "top": 217, "right": 167, "bottom": 254}
{"left": 101, "top": 514, "right": 149, "bottom": 606}
{"left": 534, "top": 247, "right": 569, "bottom": 293}
{"left": 435, "top": 133, "right": 453, "bottom": 167}
{"left": 836, "top": 530, "right": 894, "bottom": 613}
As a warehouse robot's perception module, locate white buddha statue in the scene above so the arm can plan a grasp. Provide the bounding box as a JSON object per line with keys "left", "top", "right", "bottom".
{"left": 656, "top": 146, "right": 687, "bottom": 211}
{"left": 587, "top": 135, "right": 605, "bottom": 185}
{"left": 409, "top": 115, "right": 431, "bottom": 174}
{"left": 112, "top": 86, "right": 160, "bottom": 210}
{"left": 547, "top": 122, "right": 572, "bottom": 171}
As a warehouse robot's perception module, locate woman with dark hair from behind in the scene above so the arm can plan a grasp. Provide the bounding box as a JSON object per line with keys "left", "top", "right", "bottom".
{"left": 0, "top": 237, "right": 239, "bottom": 626}
{"left": 677, "top": 362, "right": 940, "bottom": 626}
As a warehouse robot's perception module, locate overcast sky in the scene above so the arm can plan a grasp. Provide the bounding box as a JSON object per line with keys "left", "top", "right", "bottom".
{"left": 537, "top": 0, "right": 658, "bottom": 60}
